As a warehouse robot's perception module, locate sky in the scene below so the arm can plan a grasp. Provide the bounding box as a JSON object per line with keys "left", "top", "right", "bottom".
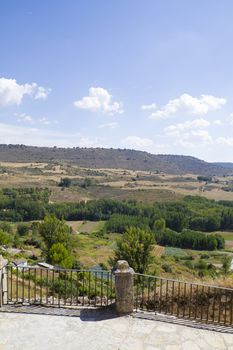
{"left": 1, "top": 1, "right": 233, "bottom": 162}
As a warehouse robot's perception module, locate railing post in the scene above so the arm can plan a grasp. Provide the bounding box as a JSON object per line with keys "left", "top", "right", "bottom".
{"left": 0, "top": 255, "right": 8, "bottom": 307}
{"left": 114, "top": 260, "right": 134, "bottom": 315}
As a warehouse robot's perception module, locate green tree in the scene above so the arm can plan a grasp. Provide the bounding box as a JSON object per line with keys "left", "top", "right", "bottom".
{"left": 154, "top": 218, "right": 166, "bottom": 232}
{"left": 38, "top": 215, "right": 72, "bottom": 257}
{"left": 114, "top": 226, "right": 154, "bottom": 274}
{"left": 197, "top": 176, "right": 212, "bottom": 183}
{"left": 48, "top": 242, "right": 73, "bottom": 268}
{"left": 17, "top": 223, "right": 29, "bottom": 236}
{"left": 0, "top": 229, "right": 11, "bottom": 245}
{"left": 222, "top": 256, "right": 231, "bottom": 275}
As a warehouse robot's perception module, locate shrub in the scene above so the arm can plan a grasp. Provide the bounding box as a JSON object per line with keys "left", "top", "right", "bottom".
{"left": 17, "top": 223, "right": 30, "bottom": 236}
{"left": 58, "top": 178, "right": 72, "bottom": 188}
{"left": 48, "top": 242, "right": 73, "bottom": 268}
{"left": 162, "top": 263, "right": 172, "bottom": 273}
{"left": 0, "top": 230, "right": 11, "bottom": 245}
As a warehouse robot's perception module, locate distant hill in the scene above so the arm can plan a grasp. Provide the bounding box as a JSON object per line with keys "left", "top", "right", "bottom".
{"left": 0, "top": 144, "right": 232, "bottom": 176}
{"left": 213, "top": 162, "right": 233, "bottom": 169}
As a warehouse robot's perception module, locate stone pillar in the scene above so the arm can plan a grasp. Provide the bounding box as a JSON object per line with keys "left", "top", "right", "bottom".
{"left": 0, "top": 255, "right": 8, "bottom": 307}
{"left": 114, "top": 260, "right": 134, "bottom": 315}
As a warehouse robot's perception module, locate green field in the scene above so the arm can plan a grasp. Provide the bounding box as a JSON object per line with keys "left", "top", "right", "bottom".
{"left": 74, "top": 231, "right": 119, "bottom": 267}
{"left": 67, "top": 220, "right": 105, "bottom": 234}
{"left": 164, "top": 247, "right": 188, "bottom": 257}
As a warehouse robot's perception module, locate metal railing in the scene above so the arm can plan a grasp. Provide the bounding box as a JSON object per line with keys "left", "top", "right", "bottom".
{"left": 4, "top": 265, "right": 115, "bottom": 308}
{"left": 2, "top": 263, "right": 233, "bottom": 327}
{"left": 134, "top": 273, "right": 233, "bottom": 326}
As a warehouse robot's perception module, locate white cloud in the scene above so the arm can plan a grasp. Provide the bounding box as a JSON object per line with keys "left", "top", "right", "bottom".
{"left": 0, "top": 77, "right": 50, "bottom": 107}
{"left": 15, "top": 113, "right": 58, "bottom": 127}
{"left": 121, "top": 136, "right": 153, "bottom": 149}
{"left": 74, "top": 87, "right": 123, "bottom": 115}
{"left": 165, "top": 118, "right": 212, "bottom": 148}
{"left": 16, "top": 113, "right": 33, "bottom": 124}
{"left": 191, "top": 130, "right": 212, "bottom": 143}
{"left": 34, "top": 86, "right": 51, "bottom": 100}
{"left": 165, "top": 118, "right": 210, "bottom": 136}
{"left": 99, "top": 122, "right": 118, "bottom": 129}
{"left": 141, "top": 103, "right": 157, "bottom": 110}
{"left": 174, "top": 130, "right": 212, "bottom": 148}
{"left": 216, "top": 137, "right": 233, "bottom": 146}
{"left": 150, "top": 93, "right": 226, "bottom": 120}
{"left": 14, "top": 113, "right": 55, "bottom": 125}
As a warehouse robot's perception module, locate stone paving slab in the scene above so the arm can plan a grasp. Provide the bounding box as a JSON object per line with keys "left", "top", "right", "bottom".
{"left": 0, "top": 308, "right": 232, "bottom": 349}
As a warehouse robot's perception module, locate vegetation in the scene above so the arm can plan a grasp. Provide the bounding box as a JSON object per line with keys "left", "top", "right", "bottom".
{"left": 223, "top": 255, "right": 232, "bottom": 274}
{"left": 197, "top": 175, "right": 212, "bottom": 182}
{"left": 0, "top": 163, "right": 232, "bottom": 283}
{"left": 0, "top": 229, "right": 12, "bottom": 245}
{"left": 59, "top": 177, "right": 72, "bottom": 188}
{"left": 17, "top": 223, "right": 30, "bottom": 236}
{"left": 38, "top": 215, "right": 72, "bottom": 258}
{"left": 48, "top": 242, "right": 73, "bottom": 268}
{"left": 113, "top": 227, "right": 154, "bottom": 274}
{"left": 106, "top": 214, "right": 150, "bottom": 233}
{"left": 155, "top": 229, "right": 225, "bottom": 251}
{"left": 0, "top": 190, "right": 233, "bottom": 234}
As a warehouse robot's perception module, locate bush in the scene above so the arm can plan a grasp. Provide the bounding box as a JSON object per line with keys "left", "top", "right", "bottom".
{"left": 48, "top": 242, "right": 73, "bottom": 268}
{"left": 59, "top": 178, "right": 72, "bottom": 188}
{"left": 184, "top": 260, "right": 193, "bottom": 269}
{"left": 17, "top": 223, "right": 30, "bottom": 236}
{"left": 197, "top": 176, "right": 212, "bottom": 182}
{"left": 80, "top": 178, "right": 92, "bottom": 189}
{"left": 195, "top": 259, "right": 208, "bottom": 270}
{"left": 200, "top": 254, "right": 210, "bottom": 259}
{"left": 0, "top": 230, "right": 12, "bottom": 245}
{"left": 154, "top": 218, "right": 166, "bottom": 232}
{"left": 222, "top": 256, "right": 231, "bottom": 274}
{"left": 0, "top": 222, "right": 12, "bottom": 234}
{"left": 162, "top": 263, "right": 172, "bottom": 273}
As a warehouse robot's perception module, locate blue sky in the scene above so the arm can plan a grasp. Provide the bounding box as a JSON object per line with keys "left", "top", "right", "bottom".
{"left": 1, "top": 1, "right": 233, "bottom": 162}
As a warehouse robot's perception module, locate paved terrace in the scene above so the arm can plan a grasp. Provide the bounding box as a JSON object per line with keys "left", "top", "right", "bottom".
{"left": 0, "top": 307, "right": 233, "bottom": 350}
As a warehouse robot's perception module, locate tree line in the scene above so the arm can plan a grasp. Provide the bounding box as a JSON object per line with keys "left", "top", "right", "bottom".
{"left": 106, "top": 215, "right": 225, "bottom": 251}
{"left": 0, "top": 188, "right": 233, "bottom": 233}
{"left": 154, "top": 228, "right": 224, "bottom": 251}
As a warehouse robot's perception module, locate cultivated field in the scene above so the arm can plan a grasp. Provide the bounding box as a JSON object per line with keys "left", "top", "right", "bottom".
{"left": 0, "top": 161, "right": 233, "bottom": 202}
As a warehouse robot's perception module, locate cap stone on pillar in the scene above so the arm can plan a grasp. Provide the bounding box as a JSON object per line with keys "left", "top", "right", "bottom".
{"left": 115, "top": 260, "right": 134, "bottom": 274}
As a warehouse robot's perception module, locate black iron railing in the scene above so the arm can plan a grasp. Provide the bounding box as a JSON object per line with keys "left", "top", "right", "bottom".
{"left": 134, "top": 273, "right": 233, "bottom": 326}
{"left": 3, "top": 264, "right": 233, "bottom": 327}
{"left": 5, "top": 266, "right": 115, "bottom": 307}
